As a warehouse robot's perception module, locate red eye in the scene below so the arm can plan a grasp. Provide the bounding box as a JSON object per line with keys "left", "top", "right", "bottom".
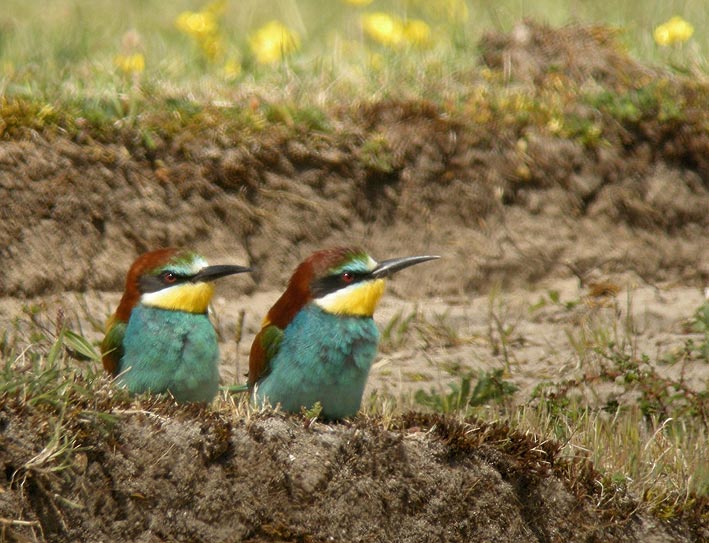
{"left": 342, "top": 272, "right": 354, "bottom": 283}
{"left": 163, "top": 272, "right": 177, "bottom": 284}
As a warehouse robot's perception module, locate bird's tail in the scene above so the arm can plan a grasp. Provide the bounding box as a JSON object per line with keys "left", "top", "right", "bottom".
{"left": 221, "top": 383, "right": 249, "bottom": 394}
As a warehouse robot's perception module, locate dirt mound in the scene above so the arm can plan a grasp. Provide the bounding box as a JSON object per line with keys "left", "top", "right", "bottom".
{"left": 0, "top": 395, "right": 703, "bottom": 543}
{"left": 479, "top": 20, "right": 655, "bottom": 89}
{"left": 2, "top": 106, "right": 707, "bottom": 300}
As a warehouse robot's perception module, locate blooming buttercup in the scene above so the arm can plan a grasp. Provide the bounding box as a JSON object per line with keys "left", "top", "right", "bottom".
{"left": 249, "top": 20, "right": 301, "bottom": 64}
{"left": 404, "top": 19, "right": 432, "bottom": 47}
{"left": 114, "top": 53, "right": 145, "bottom": 75}
{"left": 654, "top": 16, "right": 694, "bottom": 46}
{"left": 175, "top": 11, "right": 218, "bottom": 39}
{"left": 362, "top": 13, "right": 405, "bottom": 47}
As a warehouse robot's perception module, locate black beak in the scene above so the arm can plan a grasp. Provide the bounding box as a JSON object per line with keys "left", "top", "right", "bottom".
{"left": 370, "top": 255, "right": 440, "bottom": 279}
{"left": 191, "top": 264, "right": 252, "bottom": 282}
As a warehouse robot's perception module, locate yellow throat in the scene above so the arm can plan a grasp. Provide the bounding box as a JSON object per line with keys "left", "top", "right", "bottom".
{"left": 315, "top": 279, "right": 386, "bottom": 317}
{"left": 140, "top": 282, "right": 215, "bottom": 314}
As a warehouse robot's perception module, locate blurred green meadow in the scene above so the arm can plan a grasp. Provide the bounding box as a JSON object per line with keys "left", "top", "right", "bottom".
{"left": 0, "top": 0, "right": 705, "bottom": 107}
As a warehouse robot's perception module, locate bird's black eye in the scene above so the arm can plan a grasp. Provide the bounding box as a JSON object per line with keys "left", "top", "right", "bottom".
{"left": 341, "top": 272, "right": 354, "bottom": 284}
{"left": 162, "top": 271, "right": 178, "bottom": 284}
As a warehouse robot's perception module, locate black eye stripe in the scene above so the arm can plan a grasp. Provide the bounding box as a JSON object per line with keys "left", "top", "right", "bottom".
{"left": 310, "top": 272, "right": 367, "bottom": 298}
{"left": 138, "top": 272, "right": 190, "bottom": 294}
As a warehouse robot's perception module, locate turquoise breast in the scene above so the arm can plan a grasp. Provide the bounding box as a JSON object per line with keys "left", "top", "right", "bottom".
{"left": 255, "top": 304, "right": 380, "bottom": 419}
{"left": 119, "top": 305, "right": 220, "bottom": 403}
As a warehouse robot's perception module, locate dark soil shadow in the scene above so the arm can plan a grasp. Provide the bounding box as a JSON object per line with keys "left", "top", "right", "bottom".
{"left": 0, "top": 397, "right": 705, "bottom": 543}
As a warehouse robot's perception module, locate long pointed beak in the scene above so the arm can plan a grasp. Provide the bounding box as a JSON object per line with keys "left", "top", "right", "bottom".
{"left": 370, "top": 255, "right": 440, "bottom": 279}
{"left": 191, "top": 264, "right": 252, "bottom": 283}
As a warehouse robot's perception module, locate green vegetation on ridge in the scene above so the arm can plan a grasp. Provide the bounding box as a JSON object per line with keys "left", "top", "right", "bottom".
{"left": 0, "top": 0, "right": 706, "bottom": 121}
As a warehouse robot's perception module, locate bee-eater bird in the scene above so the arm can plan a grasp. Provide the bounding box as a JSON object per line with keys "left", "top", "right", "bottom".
{"left": 101, "top": 248, "right": 251, "bottom": 403}
{"left": 248, "top": 247, "right": 439, "bottom": 419}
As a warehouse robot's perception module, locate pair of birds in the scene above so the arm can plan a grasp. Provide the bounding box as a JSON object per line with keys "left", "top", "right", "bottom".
{"left": 101, "top": 246, "right": 438, "bottom": 419}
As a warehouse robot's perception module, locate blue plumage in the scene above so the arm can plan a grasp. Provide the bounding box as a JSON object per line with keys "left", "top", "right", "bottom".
{"left": 254, "top": 304, "right": 379, "bottom": 419}
{"left": 118, "top": 305, "right": 220, "bottom": 403}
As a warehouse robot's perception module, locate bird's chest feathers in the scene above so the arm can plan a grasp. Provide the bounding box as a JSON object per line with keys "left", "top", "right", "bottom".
{"left": 119, "top": 305, "right": 219, "bottom": 402}
{"left": 123, "top": 305, "right": 216, "bottom": 355}
{"left": 279, "top": 305, "right": 380, "bottom": 374}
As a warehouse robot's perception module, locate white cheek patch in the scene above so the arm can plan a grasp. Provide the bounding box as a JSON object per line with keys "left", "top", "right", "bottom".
{"left": 315, "top": 282, "right": 361, "bottom": 309}
{"left": 189, "top": 256, "right": 209, "bottom": 274}
{"left": 141, "top": 283, "right": 183, "bottom": 307}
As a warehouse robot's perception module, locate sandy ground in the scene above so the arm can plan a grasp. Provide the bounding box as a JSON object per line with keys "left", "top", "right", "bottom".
{"left": 2, "top": 276, "right": 705, "bottom": 408}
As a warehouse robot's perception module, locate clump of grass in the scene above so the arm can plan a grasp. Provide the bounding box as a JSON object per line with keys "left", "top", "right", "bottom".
{"left": 0, "top": 305, "right": 124, "bottom": 538}
{"left": 359, "top": 133, "right": 396, "bottom": 173}
{"left": 529, "top": 288, "right": 582, "bottom": 313}
{"left": 403, "top": 286, "right": 708, "bottom": 524}
{"left": 380, "top": 308, "right": 469, "bottom": 353}
{"left": 589, "top": 81, "right": 687, "bottom": 124}
{"left": 530, "top": 300, "right": 707, "bottom": 516}
{"left": 678, "top": 301, "right": 709, "bottom": 362}
{"left": 487, "top": 287, "right": 526, "bottom": 371}
{"left": 0, "top": 309, "right": 118, "bottom": 417}
{"left": 414, "top": 368, "right": 518, "bottom": 413}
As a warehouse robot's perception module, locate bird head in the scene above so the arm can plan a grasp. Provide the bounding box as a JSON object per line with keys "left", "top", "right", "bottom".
{"left": 112, "top": 248, "right": 251, "bottom": 321}
{"left": 263, "top": 247, "right": 439, "bottom": 327}
{"left": 102, "top": 248, "right": 250, "bottom": 375}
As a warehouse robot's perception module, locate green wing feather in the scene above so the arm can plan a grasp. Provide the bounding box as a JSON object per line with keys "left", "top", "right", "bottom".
{"left": 261, "top": 325, "right": 284, "bottom": 365}
{"left": 101, "top": 319, "right": 127, "bottom": 375}
{"left": 248, "top": 324, "right": 284, "bottom": 386}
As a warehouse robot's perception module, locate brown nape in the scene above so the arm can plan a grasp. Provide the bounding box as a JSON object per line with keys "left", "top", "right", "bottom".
{"left": 113, "top": 248, "right": 181, "bottom": 323}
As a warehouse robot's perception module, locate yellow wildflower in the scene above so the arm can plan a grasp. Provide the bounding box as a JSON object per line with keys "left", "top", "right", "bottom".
{"left": 362, "top": 13, "right": 405, "bottom": 47}
{"left": 175, "top": 11, "right": 218, "bottom": 39}
{"left": 403, "top": 19, "right": 432, "bottom": 47}
{"left": 114, "top": 53, "right": 145, "bottom": 75}
{"left": 515, "top": 164, "right": 531, "bottom": 181}
{"left": 222, "top": 57, "right": 242, "bottom": 80}
{"left": 342, "top": 0, "right": 374, "bottom": 5}
{"left": 248, "top": 21, "right": 301, "bottom": 64}
{"left": 653, "top": 16, "right": 694, "bottom": 46}
{"left": 199, "top": 34, "right": 226, "bottom": 61}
